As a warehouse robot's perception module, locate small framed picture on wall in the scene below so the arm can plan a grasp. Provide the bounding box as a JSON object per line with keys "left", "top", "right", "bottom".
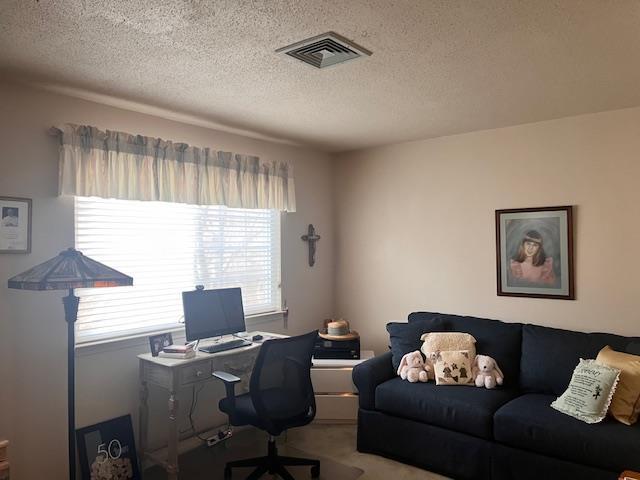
{"left": 496, "top": 206, "right": 574, "bottom": 300}
{"left": 0, "top": 197, "right": 32, "bottom": 253}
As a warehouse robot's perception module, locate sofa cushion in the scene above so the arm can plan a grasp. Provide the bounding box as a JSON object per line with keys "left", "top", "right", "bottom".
{"left": 520, "top": 324, "right": 640, "bottom": 395}
{"left": 494, "top": 393, "right": 640, "bottom": 472}
{"left": 408, "top": 312, "right": 522, "bottom": 387}
{"left": 387, "top": 317, "right": 450, "bottom": 371}
{"left": 375, "top": 377, "right": 520, "bottom": 439}
{"left": 628, "top": 341, "right": 640, "bottom": 356}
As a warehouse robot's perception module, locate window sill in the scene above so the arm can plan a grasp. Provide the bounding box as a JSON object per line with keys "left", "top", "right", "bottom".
{"left": 75, "top": 310, "right": 286, "bottom": 358}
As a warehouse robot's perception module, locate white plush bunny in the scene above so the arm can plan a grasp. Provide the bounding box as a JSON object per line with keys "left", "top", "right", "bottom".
{"left": 473, "top": 355, "right": 504, "bottom": 389}
{"left": 397, "top": 350, "right": 430, "bottom": 383}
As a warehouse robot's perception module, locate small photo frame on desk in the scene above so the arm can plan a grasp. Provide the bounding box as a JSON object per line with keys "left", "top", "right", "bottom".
{"left": 0, "top": 197, "right": 32, "bottom": 254}
{"left": 149, "top": 332, "right": 173, "bottom": 357}
{"left": 76, "top": 414, "right": 141, "bottom": 480}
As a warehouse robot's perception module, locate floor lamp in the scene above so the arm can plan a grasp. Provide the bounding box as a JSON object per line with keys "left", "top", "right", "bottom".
{"left": 8, "top": 248, "right": 133, "bottom": 480}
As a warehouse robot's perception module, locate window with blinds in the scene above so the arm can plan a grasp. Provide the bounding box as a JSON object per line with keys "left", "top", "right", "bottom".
{"left": 74, "top": 197, "right": 281, "bottom": 344}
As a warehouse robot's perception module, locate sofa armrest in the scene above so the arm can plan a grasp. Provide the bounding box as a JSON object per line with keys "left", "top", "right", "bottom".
{"left": 352, "top": 351, "right": 395, "bottom": 410}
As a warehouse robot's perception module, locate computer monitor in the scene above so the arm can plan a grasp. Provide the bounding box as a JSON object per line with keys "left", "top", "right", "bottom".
{"left": 182, "top": 287, "right": 246, "bottom": 341}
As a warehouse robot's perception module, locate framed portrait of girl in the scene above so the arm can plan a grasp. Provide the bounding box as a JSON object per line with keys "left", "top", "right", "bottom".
{"left": 496, "top": 206, "right": 574, "bottom": 300}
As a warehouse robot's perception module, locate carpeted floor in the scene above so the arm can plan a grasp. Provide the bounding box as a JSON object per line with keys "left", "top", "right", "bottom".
{"left": 286, "top": 424, "right": 449, "bottom": 480}
{"left": 145, "top": 424, "right": 449, "bottom": 480}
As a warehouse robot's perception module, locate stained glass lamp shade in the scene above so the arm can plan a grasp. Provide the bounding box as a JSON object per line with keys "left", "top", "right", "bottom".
{"left": 8, "top": 248, "right": 133, "bottom": 480}
{"left": 7, "top": 247, "right": 132, "bottom": 290}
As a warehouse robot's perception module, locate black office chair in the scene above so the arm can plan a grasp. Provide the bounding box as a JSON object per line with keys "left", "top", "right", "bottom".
{"left": 214, "top": 331, "right": 320, "bottom": 480}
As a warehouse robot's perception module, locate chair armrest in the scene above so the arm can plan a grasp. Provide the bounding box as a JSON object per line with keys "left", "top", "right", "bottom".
{"left": 213, "top": 370, "right": 241, "bottom": 407}
{"left": 213, "top": 371, "right": 241, "bottom": 384}
{"left": 352, "top": 351, "right": 395, "bottom": 410}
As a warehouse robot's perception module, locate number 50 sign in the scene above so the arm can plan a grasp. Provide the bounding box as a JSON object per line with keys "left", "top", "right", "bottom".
{"left": 97, "top": 439, "right": 128, "bottom": 463}
{"left": 76, "top": 415, "right": 140, "bottom": 480}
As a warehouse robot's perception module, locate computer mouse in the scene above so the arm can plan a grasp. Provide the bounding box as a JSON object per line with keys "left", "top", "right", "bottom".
{"left": 252, "top": 334, "right": 263, "bottom": 341}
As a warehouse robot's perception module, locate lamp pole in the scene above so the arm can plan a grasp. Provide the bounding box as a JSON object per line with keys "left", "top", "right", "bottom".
{"left": 7, "top": 248, "right": 133, "bottom": 480}
{"left": 62, "top": 289, "right": 79, "bottom": 480}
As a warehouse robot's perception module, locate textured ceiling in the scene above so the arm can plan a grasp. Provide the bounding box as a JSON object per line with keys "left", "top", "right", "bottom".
{"left": 1, "top": 0, "right": 640, "bottom": 152}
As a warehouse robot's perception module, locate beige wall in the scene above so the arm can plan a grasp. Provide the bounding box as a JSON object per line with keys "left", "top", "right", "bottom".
{"left": 334, "top": 107, "right": 640, "bottom": 354}
{"left": 0, "top": 80, "right": 334, "bottom": 479}
{"left": 4, "top": 75, "right": 640, "bottom": 478}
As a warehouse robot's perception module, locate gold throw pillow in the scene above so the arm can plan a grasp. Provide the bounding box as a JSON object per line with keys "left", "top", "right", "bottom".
{"left": 596, "top": 345, "right": 640, "bottom": 425}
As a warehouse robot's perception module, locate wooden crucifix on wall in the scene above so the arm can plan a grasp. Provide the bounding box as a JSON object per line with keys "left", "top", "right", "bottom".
{"left": 301, "top": 224, "right": 321, "bottom": 267}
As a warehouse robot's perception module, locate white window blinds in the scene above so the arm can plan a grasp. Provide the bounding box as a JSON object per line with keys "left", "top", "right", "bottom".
{"left": 74, "top": 196, "right": 281, "bottom": 344}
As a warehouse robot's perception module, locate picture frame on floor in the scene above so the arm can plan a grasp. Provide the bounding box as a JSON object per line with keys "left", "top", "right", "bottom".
{"left": 76, "top": 415, "right": 141, "bottom": 480}
{"left": 496, "top": 205, "right": 574, "bottom": 300}
{"left": 0, "top": 196, "right": 32, "bottom": 254}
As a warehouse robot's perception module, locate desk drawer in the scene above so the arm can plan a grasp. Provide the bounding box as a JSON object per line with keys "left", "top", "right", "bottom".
{"left": 311, "top": 367, "right": 356, "bottom": 394}
{"left": 180, "top": 361, "right": 212, "bottom": 385}
{"left": 314, "top": 394, "right": 358, "bottom": 421}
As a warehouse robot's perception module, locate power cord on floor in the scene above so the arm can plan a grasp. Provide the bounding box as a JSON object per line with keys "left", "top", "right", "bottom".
{"left": 180, "top": 383, "right": 234, "bottom": 444}
{"left": 178, "top": 384, "right": 209, "bottom": 441}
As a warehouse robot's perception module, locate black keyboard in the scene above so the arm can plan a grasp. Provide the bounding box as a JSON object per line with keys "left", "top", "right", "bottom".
{"left": 199, "top": 339, "right": 251, "bottom": 354}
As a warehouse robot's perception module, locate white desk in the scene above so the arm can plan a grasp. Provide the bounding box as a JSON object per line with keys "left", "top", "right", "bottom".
{"left": 137, "top": 332, "right": 284, "bottom": 480}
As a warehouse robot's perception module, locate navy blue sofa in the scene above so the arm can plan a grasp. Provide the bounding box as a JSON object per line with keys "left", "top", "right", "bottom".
{"left": 352, "top": 312, "right": 640, "bottom": 480}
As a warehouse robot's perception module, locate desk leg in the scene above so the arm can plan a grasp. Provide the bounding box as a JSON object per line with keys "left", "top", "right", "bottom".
{"left": 167, "top": 392, "right": 179, "bottom": 480}
{"left": 139, "top": 380, "right": 149, "bottom": 464}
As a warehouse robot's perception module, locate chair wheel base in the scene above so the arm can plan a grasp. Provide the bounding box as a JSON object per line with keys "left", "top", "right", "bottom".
{"left": 223, "top": 437, "right": 320, "bottom": 479}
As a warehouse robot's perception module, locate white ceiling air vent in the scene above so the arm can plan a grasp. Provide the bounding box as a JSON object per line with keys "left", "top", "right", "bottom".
{"left": 276, "top": 32, "right": 372, "bottom": 69}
